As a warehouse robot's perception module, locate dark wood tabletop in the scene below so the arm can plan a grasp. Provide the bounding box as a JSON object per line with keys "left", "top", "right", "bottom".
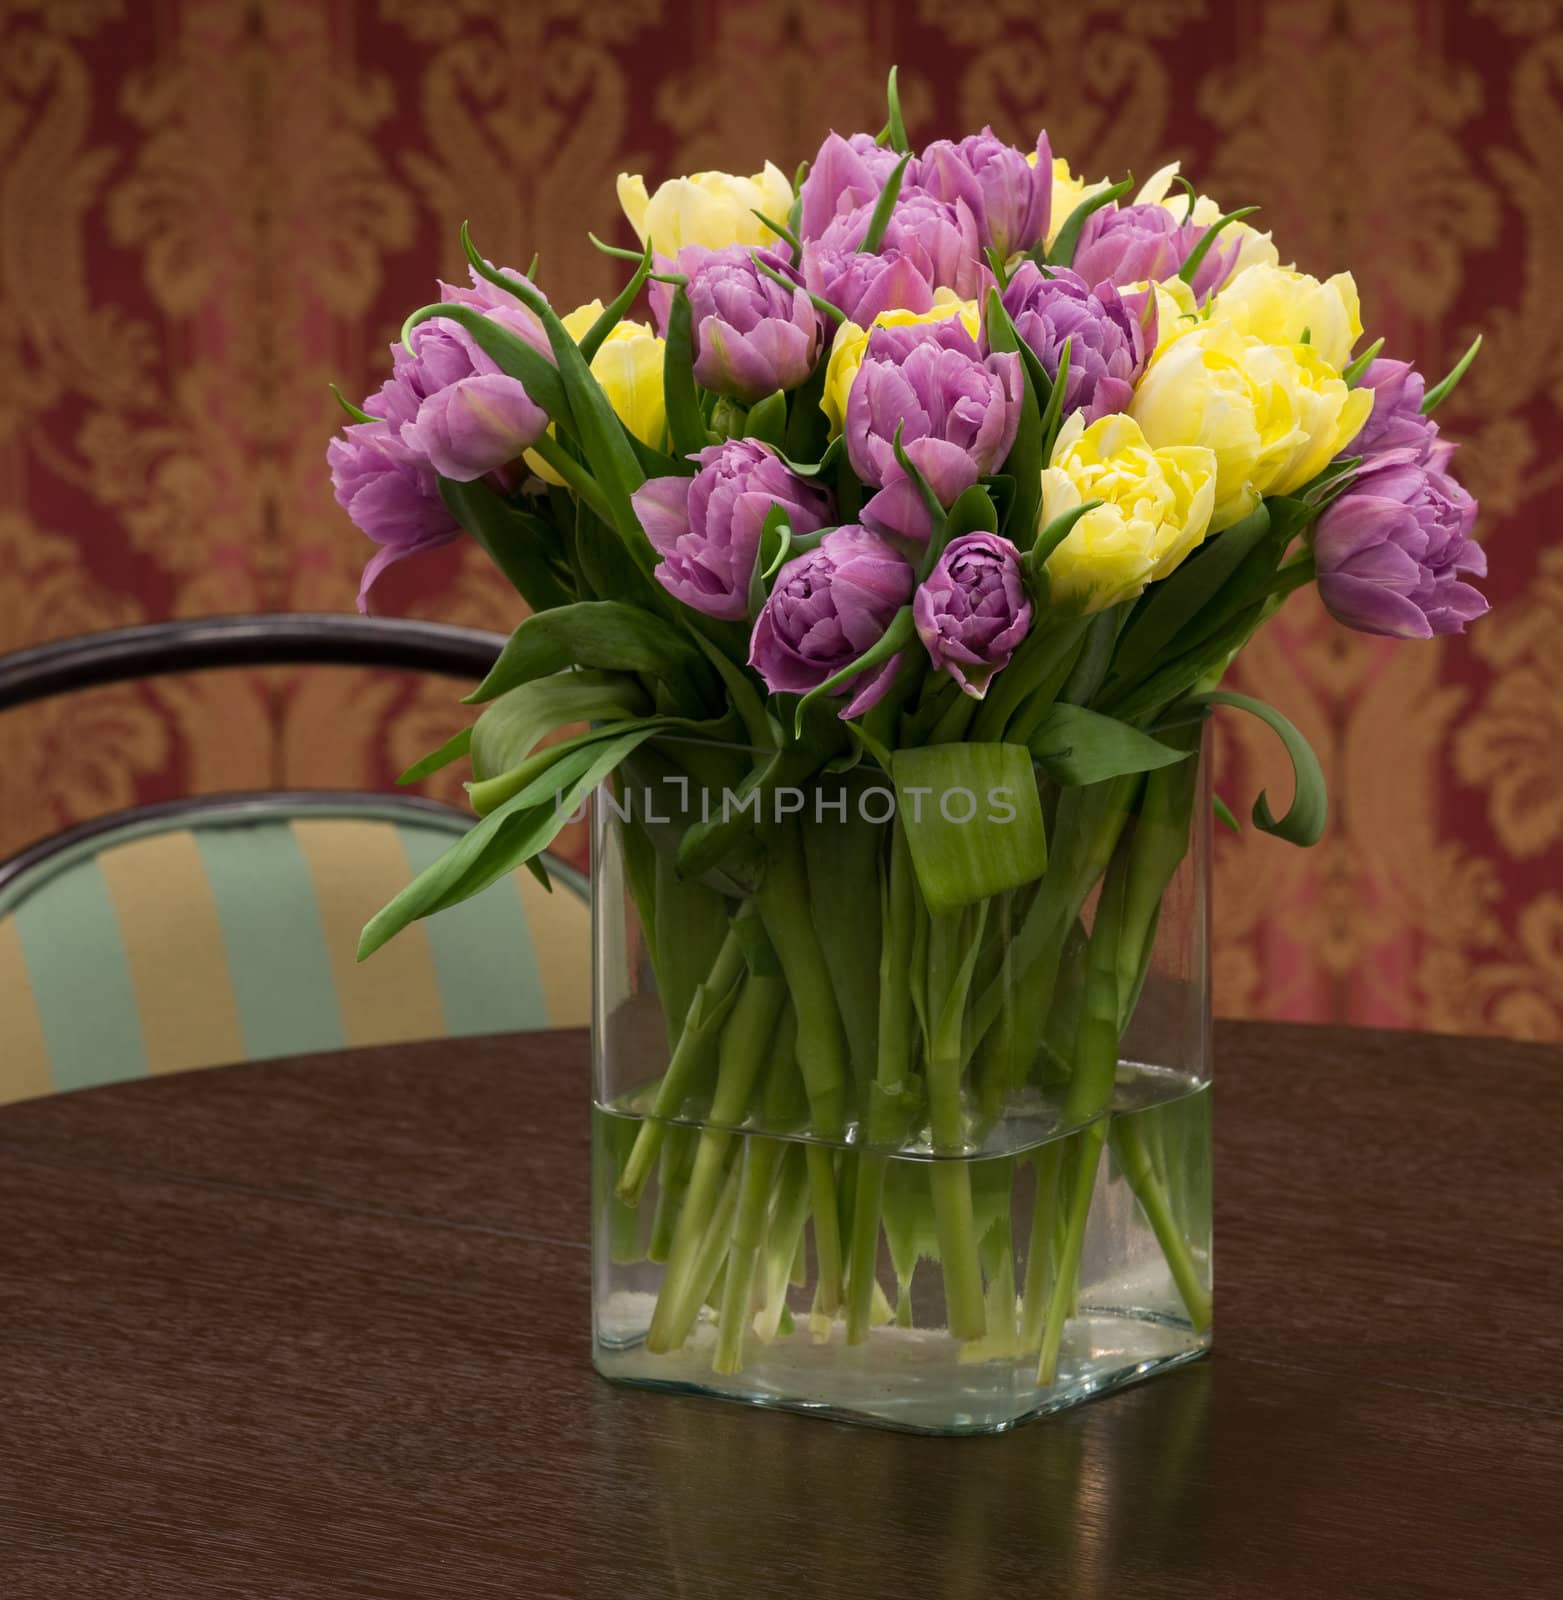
{"left": 2, "top": 1022, "right": 1560, "bottom": 1599}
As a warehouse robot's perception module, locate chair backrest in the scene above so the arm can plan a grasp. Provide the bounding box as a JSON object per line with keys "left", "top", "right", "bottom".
{"left": 0, "top": 793, "right": 589, "bottom": 1106}
{"left": 0, "top": 616, "right": 588, "bottom": 1105}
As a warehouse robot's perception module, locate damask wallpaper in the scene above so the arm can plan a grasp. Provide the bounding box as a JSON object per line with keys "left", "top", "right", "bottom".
{"left": 1, "top": 0, "right": 1558, "bottom": 1037}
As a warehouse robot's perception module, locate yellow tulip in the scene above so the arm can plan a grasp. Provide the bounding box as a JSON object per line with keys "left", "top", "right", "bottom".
{"left": 820, "top": 293, "right": 984, "bottom": 436}
{"left": 1039, "top": 412, "right": 1217, "bottom": 612}
{"left": 527, "top": 302, "right": 666, "bottom": 485}
{"left": 1036, "top": 155, "right": 1110, "bottom": 248}
{"left": 1204, "top": 262, "right": 1363, "bottom": 371}
{"left": 1129, "top": 320, "right": 1372, "bottom": 530}
{"left": 616, "top": 163, "right": 793, "bottom": 257}
{"left": 1125, "top": 275, "right": 1201, "bottom": 354}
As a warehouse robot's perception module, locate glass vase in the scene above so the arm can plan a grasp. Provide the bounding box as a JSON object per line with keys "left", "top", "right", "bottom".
{"left": 590, "top": 741, "right": 1212, "bottom": 1435}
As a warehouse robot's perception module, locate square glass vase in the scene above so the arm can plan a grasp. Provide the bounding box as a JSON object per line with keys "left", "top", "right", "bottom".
{"left": 590, "top": 753, "right": 1212, "bottom": 1435}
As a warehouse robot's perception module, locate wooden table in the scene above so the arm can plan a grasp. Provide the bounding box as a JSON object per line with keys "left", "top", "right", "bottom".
{"left": 2, "top": 1024, "right": 1559, "bottom": 1598}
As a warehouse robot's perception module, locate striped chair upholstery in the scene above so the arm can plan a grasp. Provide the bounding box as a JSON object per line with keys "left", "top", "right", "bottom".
{"left": 0, "top": 797, "right": 589, "bottom": 1106}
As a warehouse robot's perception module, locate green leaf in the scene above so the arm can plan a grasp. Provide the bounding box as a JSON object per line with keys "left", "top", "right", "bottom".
{"left": 437, "top": 477, "right": 575, "bottom": 612}
{"left": 1170, "top": 175, "right": 1198, "bottom": 225}
{"left": 358, "top": 723, "right": 669, "bottom": 959}
{"left": 1189, "top": 690, "right": 1326, "bottom": 846}
{"left": 1106, "top": 599, "right": 1266, "bottom": 728}
{"left": 1048, "top": 176, "right": 1134, "bottom": 269}
{"left": 396, "top": 726, "right": 472, "bottom": 786}
{"left": 744, "top": 390, "right": 788, "bottom": 448}
{"left": 859, "top": 152, "right": 912, "bottom": 254}
{"left": 329, "top": 383, "right": 376, "bottom": 424}
{"left": 969, "top": 613, "right": 1090, "bottom": 743}
{"left": 460, "top": 226, "right": 645, "bottom": 536}
{"left": 401, "top": 300, "right": 569, "bottom": 423}
{"left": 750, "top": 251, "right": 846, "bottom": 327}
{"left": 466, "top": 600, "right": 707, "bottom": 706}
{"left": 802, "top": 778, "right": 888, "bottom": 1087}
{"left": 470, "top": 670, "right": 650, "bottom": 782}
{"left": 1213, "top": 792, "right": 1242, "bottom": 834}
{"left": 751, "top": 209, "right": 801, "bottom": 259}
{"left": 673, "top": 729, "right": 841, "bottom": 882}
{"left": 1028, "top": 499, "right": 1102, "bottom": 578}
{"left": 783, "top": 363, "right": 830, "bottom": 464}
{"left": 793, "top": 605, "right": 916, "bottom": 736}
{"left": 581, "top": 238, "right": 655, "bottom": 362}
{"left": 468, "top": 720, "right": 645, "bottom": 815}
{"left": 685, "top": 624, "right": 774, "bottom": 752}
{"left": 747, "top": 503, "right": 793, "bottom": 617}
{"left": 891, "top": 425, "right": 948, "bottom": 574}
{"left": 878, "top": 64, "right": 910, "bottom": 154}
{"left": 945, "top": 482, "right": 999, "bottom": 539}
{"left": 984, "top": 287, "right": 1046, "bottom": 545}
{"left": 1027, "top": 703, "right": 1193, "bottom": 787}
{"left": 1059, "top": 605, "right": 1125, "bottom": 706}
{"left": 1036, "top": 335, "right": 1073, "bottom": 464}
{"left": 891, "top": 742, "right": 1048, "bottom": 914}
{"left": 1109, "top": 502, "right": 1272, "bottom": 690}
{"left": 1341, "top": 336, "right": 1385, "bottom": 387}
{"left": 662, "top": 285, "right": 709, "bottom": 462}
{"left": 1178, "top": 206, "right": 1260, "bottom": 287}
{"left": 1420, "top": 333, "right": 1482, "bottom": 414}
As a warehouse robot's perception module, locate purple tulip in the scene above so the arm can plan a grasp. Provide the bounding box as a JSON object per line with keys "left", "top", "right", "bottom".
{"left": 845, "top": 320, "right": 1022, "bottom": 545}
{"left": 748, "top": 524, "right": 915, "bottom": 717}
{"left": 1314, "top": 451, "right": 1488, "bottom": 639}
{"left": 331, "top": 262, "right": 551, "bottom": 603}
{"left": 811, "top": 188, "right": 987, "bottom": 308}
{"left": 1001, "top": 263, "right": 1152, "bottom": 425}
{"left": 800, "top": 240, "right": 938, "bottom": 324}
{"left": 1348, "top": 358, "right": 1436, "bottom": 462}
{"left": 798, "top": 131, "right": 905, "bottom": 241}
{"left": 397, "top": 371, "right": 549, "bottom": 482}
{"left": 328, "top": 421, "right": 460, "bottom": 611}
{"left": 632, "top": 439, "right": 834, "bottom": 621}
{"left": 652, "top": 246, "right": 823, "bottom": 403}
{"left": 913, "top": 532, "right": 1032, "bottom": 697}
{"left": 363, "top": 265, "right": 554, "bottom": 481}
{"left": 915, "top": 128, "right": 1052, "bottom": 259}
{"left": 1072, "top": 203, "right": 1237, "bottom": 302}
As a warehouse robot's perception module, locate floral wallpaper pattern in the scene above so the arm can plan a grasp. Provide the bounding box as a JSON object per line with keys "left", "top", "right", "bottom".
{"left": 1, "top": 0, "right": 1557, "bottom": 1037}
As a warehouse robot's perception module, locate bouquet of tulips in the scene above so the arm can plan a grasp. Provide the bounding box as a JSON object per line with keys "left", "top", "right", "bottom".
{"left": 330, "top": 72, "right": 1488, "bottom": 1421}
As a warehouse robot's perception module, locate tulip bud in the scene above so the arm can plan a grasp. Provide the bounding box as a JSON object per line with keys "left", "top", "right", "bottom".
{"left": 748, "top": 525, "right": 915, "bottom": 716}
{"left": 632, "top": 439, "right": 834, "bottom": 621}
{"left": 913, "top": 531, "right": 1032, "bottom": 696}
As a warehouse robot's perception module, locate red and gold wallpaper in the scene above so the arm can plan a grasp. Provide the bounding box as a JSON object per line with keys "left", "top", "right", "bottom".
{"left": 1, "top": 0, "right": 1558, "bottom": 1037}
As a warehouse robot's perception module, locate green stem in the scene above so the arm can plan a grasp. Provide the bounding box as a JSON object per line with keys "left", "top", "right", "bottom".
{"left": 528, "top": 432, "right": 616, "bottom": 525}
{"left": 967, "top": 776, "right": 1139, "bottom": 1061}
{"left": 1112, "top": 1116, "right": 1212, "bottom": 1333}
{"left": 756, "top": 820, "right": 851, "bottom": 1139}
{"left": 980, "top": 1169, "right": 1017, "bottom": 1353}
{"left": 713, "top": 1135, "right": 783, "bottom": 1374}
{"left": 645, "top": 972, "right": 787, "bottom": 1350}
{"left": 617, "top": 924, "right": 747, "bottom": 1205}
{"left": 924, "top": 907, "right": 989, "bottom": 1342}
{"left": 845, "top": 822, "right": 919, "bottom": 1344}
{"left": 1018, "top": 1140, "right": 1063, "bottom": 1353}
{"left": 756, "top": 1144, "right": 811, "bottom": 1343}
{"left": 844, "top": 1153, "right": 887, "bottom": 1344}
{"left": 807, "top": 1145, "right": 845, "bottom": 1319}
{"left": 1037, "top": 832, "right": 1137, "bottom": 1383}
{"left": 1037, "top": 1121, "right": 1106, "bottom": 1384}
{"left": 929, "top": 1157, "right": 987, "bottom": 1341}
{"left": 648, "top": 1127, "right": 695, "bottom": 1263}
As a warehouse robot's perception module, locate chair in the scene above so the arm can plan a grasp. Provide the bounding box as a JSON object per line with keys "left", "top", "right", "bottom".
{"left": 0, "top": 615, "right": 589, "bottom": 1105}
